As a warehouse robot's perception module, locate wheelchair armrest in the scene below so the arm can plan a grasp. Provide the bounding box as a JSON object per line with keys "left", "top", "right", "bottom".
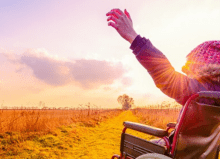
{"left": 123, "top": 121, "right": 168, "bottom": 137}
{"left": 198, "top": 91, "right": 220, "bottom": 99}
{"left": 167, "top": 122, "right": 176, "bottom": 128}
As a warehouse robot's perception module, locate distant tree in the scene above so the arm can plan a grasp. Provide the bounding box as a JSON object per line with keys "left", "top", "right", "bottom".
{"left": 117, "top": 94, "right": 134, "bottom": 110}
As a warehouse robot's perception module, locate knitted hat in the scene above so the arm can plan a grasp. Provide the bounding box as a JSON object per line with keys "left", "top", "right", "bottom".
{"left": 182, "top": 41, "right": 220, "bottom": 81}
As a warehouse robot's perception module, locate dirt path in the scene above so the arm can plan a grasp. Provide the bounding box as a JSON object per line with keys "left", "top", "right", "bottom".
{"left": 73, "top": 110, "right": 141, "bottom": 159}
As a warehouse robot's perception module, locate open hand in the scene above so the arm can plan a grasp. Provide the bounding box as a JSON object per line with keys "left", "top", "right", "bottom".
{"left": 106, "top": 8, "right": 138, "bottom": 44}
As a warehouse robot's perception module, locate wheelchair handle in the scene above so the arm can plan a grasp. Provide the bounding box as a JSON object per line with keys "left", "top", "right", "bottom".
{"left": 123, "top": 121, "right": 168, "bottom": 137}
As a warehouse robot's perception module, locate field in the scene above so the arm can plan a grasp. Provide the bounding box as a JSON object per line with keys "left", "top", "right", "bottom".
{"left": 0, "top": 107, "right": 181, "bottom": 158}
{"left": 132, "top": 108, "right": 180, "bottom": 129}
{"left": 0, "top": 108, "right": 122, "bottom": 133}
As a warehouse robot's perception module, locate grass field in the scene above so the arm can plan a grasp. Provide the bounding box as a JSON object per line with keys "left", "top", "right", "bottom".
{"left": 1, "top": 107, "right": 217, "bottom": 158}
{"left": 0, "top": 108, "right": 123, "bottom": 158}
{"left": 0, "top": 108, "right": 122, "bottom": 133}
{"left": 132, "top": 108, "right": 180, "bottom": 129}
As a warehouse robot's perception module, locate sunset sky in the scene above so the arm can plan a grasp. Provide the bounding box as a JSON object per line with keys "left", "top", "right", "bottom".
{"left": 1, "top": 0, "right": 220, "bottom": 108}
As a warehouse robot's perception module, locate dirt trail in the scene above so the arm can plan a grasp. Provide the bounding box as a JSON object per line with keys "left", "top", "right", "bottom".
{"left": 73, "top": 110, "right": 141, "bottom": 159}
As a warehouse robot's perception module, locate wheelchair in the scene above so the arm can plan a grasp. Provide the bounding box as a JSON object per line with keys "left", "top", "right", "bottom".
{"left": 112, "top": 91, "right": 220, "bottom": 159}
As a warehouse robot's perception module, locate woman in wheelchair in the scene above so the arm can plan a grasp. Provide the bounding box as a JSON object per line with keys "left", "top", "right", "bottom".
{"left": 106, "top": 9, "right": 220, "bottom": 159}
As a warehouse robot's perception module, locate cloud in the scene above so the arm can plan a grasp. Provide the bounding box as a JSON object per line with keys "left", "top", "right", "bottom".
{"left": 4, "top": 49, "right": 129, "bottom": 89}
{"left": 67, "top": 59, "right": 127, "bottom": 88}
{"left": 19, "top": 49, "right": 71, "bottom": 86}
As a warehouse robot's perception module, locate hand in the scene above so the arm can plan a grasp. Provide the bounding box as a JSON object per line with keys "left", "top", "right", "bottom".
{"left": 106, "top": 8, "right": 138, "bottom": 44}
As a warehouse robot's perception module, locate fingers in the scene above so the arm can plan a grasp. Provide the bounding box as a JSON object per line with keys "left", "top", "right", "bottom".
{"left": 112, "top": 9, "right": 123, "bottom": 16}
{"left": 106, "top": 11, "right": 119, "bottom": 19}
{"left": 106, "top": 8, "right": 127, "bottom": 30}
{"left": 107, "top": 16, "right": 117, "bottom": 23}
{"left": 124, "top": 9, "right": 132, "bottom": 21}
{"left": 106, "top": 8, "right": 124, "bottom": 19}
{"left": 108, "top": 22, "right": 117, "bottom": 30}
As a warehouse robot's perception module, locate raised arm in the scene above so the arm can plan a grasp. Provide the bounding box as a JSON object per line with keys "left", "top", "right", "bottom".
{"left": 106, "top": 9, "right": 199, "bottom": 105}
{"left": 130, "top": 35, "right": 194, "bottom": 105}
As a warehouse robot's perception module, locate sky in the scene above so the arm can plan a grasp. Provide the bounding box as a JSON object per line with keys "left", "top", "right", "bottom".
{"left": 0, "top": 0, "right": 220, "bottom": 108}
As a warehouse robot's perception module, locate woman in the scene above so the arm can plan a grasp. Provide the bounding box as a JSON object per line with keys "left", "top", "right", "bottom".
{"left": 106, "top": 8, "right": 220, "bottom": 106}
{"left": 106, "top": 8, "right": 220, "bottom": 146}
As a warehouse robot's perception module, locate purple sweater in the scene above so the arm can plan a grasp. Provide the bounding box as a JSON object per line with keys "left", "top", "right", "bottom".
{"left": 130, "top": 35, "right": 220, "bottom": 105}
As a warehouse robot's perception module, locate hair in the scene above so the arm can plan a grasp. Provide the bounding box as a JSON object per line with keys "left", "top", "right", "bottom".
{"left": 182, "top": 41, "right": 220, "bottom": 82}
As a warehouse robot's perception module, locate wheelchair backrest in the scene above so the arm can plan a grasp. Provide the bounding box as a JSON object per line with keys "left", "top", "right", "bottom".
{"left": 172, "top": 91, "right": 220, "bottom": 159}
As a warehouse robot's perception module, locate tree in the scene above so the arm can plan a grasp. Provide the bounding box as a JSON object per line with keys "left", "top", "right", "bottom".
{"left": 117, "top": 94, "right": 134, "bottom": 110}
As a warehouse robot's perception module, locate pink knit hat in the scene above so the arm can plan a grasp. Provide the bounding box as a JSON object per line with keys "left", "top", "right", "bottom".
{"left": 182, "top": 41, "right": 220, "bottom": 81}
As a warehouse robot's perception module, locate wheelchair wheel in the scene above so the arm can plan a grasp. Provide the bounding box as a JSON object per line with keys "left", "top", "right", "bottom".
{"left": 136, "top": 153, "right": 172, "bottom": 159}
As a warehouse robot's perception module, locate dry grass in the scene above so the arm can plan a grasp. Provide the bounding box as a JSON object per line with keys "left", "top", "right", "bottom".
{"left": 0, "top": 108, "right": 122, "bottom": 134}
{"left": 0, "top": 105, "right": 182, "bottom": 158}
{"left": 0, "top": 108, "right": 123, "bottom": 158}
{"left": 0, "top": 111, "right": 135, "bottom": 158}
{"left": 131, "top": 108, "right": 181, "bottom": 129}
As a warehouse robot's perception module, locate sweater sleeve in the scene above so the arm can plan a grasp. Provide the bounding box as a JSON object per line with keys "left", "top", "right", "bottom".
{"left": 130, "top": 36, "right": 195, "bottom": 105}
